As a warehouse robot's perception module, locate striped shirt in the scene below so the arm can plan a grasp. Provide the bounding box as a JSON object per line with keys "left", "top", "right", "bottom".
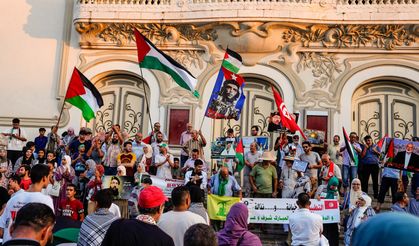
{"left": 78, "top": 208, "right": 118, "bottom": 246}
{"left": 183, "top": 138, "right": 206, "bottom": 159}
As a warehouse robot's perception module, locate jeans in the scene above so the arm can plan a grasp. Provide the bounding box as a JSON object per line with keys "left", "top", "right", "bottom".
{"left": 343, "top": 165, "right": 358, "bottom": 188}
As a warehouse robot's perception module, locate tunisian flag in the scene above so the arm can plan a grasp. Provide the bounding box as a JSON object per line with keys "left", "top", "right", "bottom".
{"left": 272, "top": 86, "right": 307, "bottom": 140}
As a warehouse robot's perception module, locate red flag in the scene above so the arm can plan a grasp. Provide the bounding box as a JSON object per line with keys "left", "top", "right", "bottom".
{"left": 324, "top": 200, "right": 339, "bottom": 209}
{"left": 386, "top": 138, "right": 395, "bottom": 159}
{"left": 377, "top": 134, "right": 388, "bottom": 149}
{"left": 142, "top": 135, "right": 152, "bottom": 144}
{"left": 271, "top": 86, "right": 307, "bottom": 140}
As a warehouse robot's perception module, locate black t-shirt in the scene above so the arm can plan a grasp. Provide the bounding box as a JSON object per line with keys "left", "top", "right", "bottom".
{"left": 68, "top": 139, "right": 91, "bottom": 156}
{"left": 102, "top": 219, "right": 175, "bottom": 246}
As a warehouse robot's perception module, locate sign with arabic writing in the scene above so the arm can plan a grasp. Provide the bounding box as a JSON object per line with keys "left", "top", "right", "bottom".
{"left": 149, "top": 176, "right": 184, "bottom": 198}
{"left": 242, "top": 198, "right": 339, "bottom": 224}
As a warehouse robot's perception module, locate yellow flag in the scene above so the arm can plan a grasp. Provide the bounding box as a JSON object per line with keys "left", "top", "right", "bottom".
{"left": 207, "top": 194, "right": 241, "bottom": 221}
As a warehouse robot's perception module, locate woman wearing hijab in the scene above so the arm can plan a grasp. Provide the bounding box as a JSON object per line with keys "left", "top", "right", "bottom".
{"left": 344, "top": 194, "right": 375, "bottom": 246}
{"left": 341, "top": 178, "right": 366, "bottom": 231}
{"left": 139, "top": 144, "right": 153, "bottom": 174}
{"left": 218, "top": 203, "right": 262, "bottom": 246}
{"left": 55, "top": 155, "right": 76, "bottom": 210}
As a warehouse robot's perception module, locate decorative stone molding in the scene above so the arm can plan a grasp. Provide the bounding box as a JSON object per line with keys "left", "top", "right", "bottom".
{"left": 166, "top": 49, "right": 206, "bottom": 70}
{"left": 296, "top": 52, "right": 343, "bottom": 89}
{"left": 283, "top": 24, "right": 418, "bottom": 50}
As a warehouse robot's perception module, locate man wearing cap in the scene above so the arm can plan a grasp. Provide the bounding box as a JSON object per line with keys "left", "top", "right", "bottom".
{"left": 249, "top": 151, "right": 278, "bottom": 198}
{"left": 155, "top": 143, "right": 174, "bottom": 179}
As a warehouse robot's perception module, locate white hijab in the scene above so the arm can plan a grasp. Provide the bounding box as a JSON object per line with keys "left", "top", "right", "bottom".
{"left": 62, "top": 155, "right": 71, "bottom": 171}
{"left": 350, "top": 178, "right": 363, "bottom": 207}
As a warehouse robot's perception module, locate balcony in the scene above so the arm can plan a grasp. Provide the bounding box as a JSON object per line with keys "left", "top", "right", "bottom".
{"left": 74, "top": 0, "right": 419, "bottom": 23}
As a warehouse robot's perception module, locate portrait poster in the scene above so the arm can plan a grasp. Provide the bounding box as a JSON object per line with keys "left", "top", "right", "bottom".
{"left": 268, "top": 112, "right": 300, "bottom": 133}
{"left": 103, "top": 176, "right": 134, "bottom": 200}
{"left": 211, "top": 137, "right": 237, "bottom": 159}
{"left": 383, "top": 138, "right": 419, "bottom": 173}
{"left": 303, "top": 129, "right": 326, "bottom": 147}
{"left": 292, "top": 160, "right": 309, "bottom": 173}
{"left": 242, "top": 136, "right": 269, "bottom": 155}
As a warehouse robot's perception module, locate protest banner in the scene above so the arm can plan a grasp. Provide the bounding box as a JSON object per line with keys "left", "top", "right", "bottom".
{"left": 149, "top": 175, "right": 184, "bottom": 198}
{"left": 207, "top": 194, "right": 241, "bottom": 221}
{"left": 383, "top": 138, "right": 419, "bottom": 173}
{"left": 243, "top": 198, "right": 340, "bottom": 224}
{"left": 211, "top": 137, "right": 237, "bottom": 159}
{"left": 242, "top": 136, "right": 269, "bottom": 155}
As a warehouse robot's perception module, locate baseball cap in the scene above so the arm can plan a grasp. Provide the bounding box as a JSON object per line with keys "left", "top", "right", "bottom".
{"left": 158, "top": 143, "right": 168, "bottom": 148}
{"left": 138, "top": 186, "right": 168, "bottom": 209}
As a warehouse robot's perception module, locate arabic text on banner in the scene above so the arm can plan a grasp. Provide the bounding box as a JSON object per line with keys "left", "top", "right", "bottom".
{"left": 243, "top": 198, "right": 340, "bottom": 224}
{"left": 149, "top": 176, "right": 184, "bottom": 198}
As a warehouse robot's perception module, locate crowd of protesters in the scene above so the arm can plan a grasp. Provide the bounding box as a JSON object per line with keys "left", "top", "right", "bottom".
{"left": 0, "top": 117, "right": 418, "bottom": 246}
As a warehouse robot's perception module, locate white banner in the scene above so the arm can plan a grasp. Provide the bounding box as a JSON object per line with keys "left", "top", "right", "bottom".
{"left": 242, "top": 198, "right": 340, "bottom": 224}
{"left": 150, "top": 176, "right": 184, "bottom": 198}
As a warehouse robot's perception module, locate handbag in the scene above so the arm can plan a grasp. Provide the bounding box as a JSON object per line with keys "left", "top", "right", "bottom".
{"left": 48, "top": 181, "right": 61, "bottom": 197}
{"left": 319, "top": 234, "right": 329, "bottom": 246}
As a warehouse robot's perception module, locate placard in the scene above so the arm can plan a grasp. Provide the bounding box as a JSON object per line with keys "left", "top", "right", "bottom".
{"left": 211, "top": 137, "right": 237, "bottom": 159}
{"left": 242, "top": 136, "right": 269, "bottom": 155}
{"left": 383, "top": 138, "right": 419, "bottom": 173}
{"left": 292, "top": 160, "right": 309, "bottom": 173}
{"left": 103, "top": 176, "right": 134, "bottom": 200}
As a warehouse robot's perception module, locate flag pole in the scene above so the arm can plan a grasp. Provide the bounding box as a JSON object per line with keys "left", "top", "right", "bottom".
{"left": 198, "top": 116, "right": 206, "bottom": 132}
{"left": 55, "top": 99, "right": 66, "bottom": 129}
{"left": 138, "top": 66, "right": 154, "bottom": 131}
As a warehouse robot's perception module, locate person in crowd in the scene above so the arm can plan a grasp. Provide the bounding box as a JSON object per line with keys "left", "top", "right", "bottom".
{"left": 293, "top": 171, "right": 311, "bottom": 198}
{"left": 155, "top": 143, "right": 174, "bottom": 179}
{"left": 288, "top": 135, "right": 303, "bottom": 158}
{"left": 151, "top": 132, "right": 165, "bottom": 165}
{"left": 187, "top": 185, "right": 209, "bottom": 224}
{"left": 2, "top": 118, "right": 27, "bottom": 165}
{"left": 408, "top": 187, "right": 419, "bottom": 216}
{"left": 45, "top": 126, "right": 60, "bottom": 158}
{"left": 375, "top": 167, "right": 400, "bottom": 212}
{"left": 158, "top": 186, "right": 207, "bottom": 246}
{"left": 344, "top": 194, "right": 375, "bottom": 246}
{"left": 179, "top": 123, "right": 193, "bottom": 167}
{"left": 78, "top": 189, "right": 118, "bottom": 246}
{"left": 0, "top": 164, "right": 54, "bottom": 243}
{"left": 279, "top": 156, "right": 297, "bottom": 198}
{"left": 274, "top": 134, "right": 288, "bottom": 179}
{"left": 139, "top": 144, "right": 153, "bottom": 174}
{"left": 340, "top": 132, "right": 362, "bottom": 192}
{"left": 72, "top": 144, "right": 88, "bottom": 176}
{"left": 244, "top": 142, "right": 261, "bottom": 197}
{"left": 217, "top": 203, "right": 262, "bottom": 246}
{"left": 185, "top": 159, "right": 207, "bottom": 192}
{"left": 351, "top": 212, "right": 419, "bottom": 246}
{"left": 0, "top": 187, "right": 10, "bottom": 215}
{"left": 131, "top": 132, "right": 146, "bottom": 163}
{"left": 0, "top": 146, "right": 11, "bottom": 188}
{"left": 184, "top": 223, "right": 217, "bottom": 246}
{"left": 327, "top": 135, "right": 343, "bottom": 169}
{"left": 182, "top": 130, "right": 207, "bottom": 160}
{"left": 7, "top": 174, "right": 22, "bottom": 197}
{"left": 299, "top": 141, "right": 322, "bottom": 192}
{"left": 149, "top": 122, "right": 167, "bottom": 144}
{"left": 391, "top": 192, "right": 409, "bottom": 212}
{"left": 250, "top": 125, "right": 259, "bottom": 136}
{"left": 86, "top": 136, "right": 104, "bottom": 164}
{"left": 33, "top": 149, "right": 46, "bottom": 165}
{"left": 102, "top": 186, "right": 174, "bottom": 246}
{"left": 116, "top": 165, "right": 126, "bottom": 176}
{"left": 134, "top": 161, "right": 148, "bottom": 185}
{"left": 18, "top": 165, "right": 31, "bottom": 190}
{"left": 55, "top": 155, "right": 75, "bottom": 210}
{"left": 342, "top": 178, "right": 366, "bottom": 214}
{"left": 117, "top": 141, "right": 136, "bottom": 177}
{"left": 319, "top": 154, "right": 342, "bottom": 186}
{"left": 316, "top": 176, "right": 339, "bottom": 200}
{"left": 103, "top": 131, "right": 122, "bottom": 175}
{"left": 25, "top": 142, "right": 37, "bottom": 160}
{"left": 249, "top": 151, "right": 278, "bottom": 198}
{"left": 62, "top": 127, "right": 76, "bottom": 146}
{"left": 359, "top": 135, "right": 380, "bottom": 198}
{"left": 86, "top": 164, "right": 105, "bottom": 214}
{"left": 58, "top": 183, "right": 84, "bottom": 221}
{"left": 14, "top": 148, "right": 34, "bottom": 173}
{"left": 289, "top": 192, "right": 323, "bottom": 246}
{"left": 172, "top": 158, "right": 182, "bottom": 179}
{"left": 34, "top": 128, "right": 47, "bottom": 154}
{"left": 209, "top": 166, "right": 241, "bottom": 198}
{"left": 44, "top": 161, "right": 60, "bottom": 210}
{"left": 182, "top": 149, "right": 205, "bottom": 173}
{"left": 45, "top": 151, "right": 56, "bottom": 167}
{"left": 3, "top": 203, "right": 55, "bottom": 246}
{"left": 128, "top": 177, "right": 152, "bottom": 218}
{"left": 66, "top": 129, "right": 92, "bottom": 157}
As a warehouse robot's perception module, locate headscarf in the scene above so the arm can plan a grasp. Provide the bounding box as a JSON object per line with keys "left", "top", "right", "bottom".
{"left": 217, "top": 203, "right": 262, "bottom": 246}
{"left": 352, "top": 212, "right": 419, "bottom": 246}
{"left": 63, "top": 155, "right": 71, "bottom": 170}
{"left": 96, "top": 164, "right": 105, "bottom": 176}
{"left": 117, "top": 165, "right": 126, "bottom": 176}
{"left": 326, "top": 176, "right": 339, "bottom": 199}
{"left": 86, "top": 159, "right": 97, "bottom": 179}
{"left": 350, "top": 178, "right": 362, "bottom": 208}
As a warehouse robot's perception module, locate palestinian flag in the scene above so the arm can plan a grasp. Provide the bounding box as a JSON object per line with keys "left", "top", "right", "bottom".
{"left": 235, "top": 138, "right": 245, "bottom": 172}
{"left": 342, "top": 127, "right": 358, "bottom": 166}
{"left": 377, "top": 134, "right": 388, "bottom": 149}
{"left": 65, "top": 68, "right": 103, "bottom": 122}
{"left": 222, "top": 48, "right": 243, "bottom": 74}
{"left": 385, "top": 138, "right": 395, "bottom": 162}
{"left": 133, "top": 29, "right": 199, "bottom": 98}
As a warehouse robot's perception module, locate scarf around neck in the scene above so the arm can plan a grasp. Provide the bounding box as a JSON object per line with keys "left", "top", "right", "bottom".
{"left": 218, "top": 174, "right": 228, "bottom": 196}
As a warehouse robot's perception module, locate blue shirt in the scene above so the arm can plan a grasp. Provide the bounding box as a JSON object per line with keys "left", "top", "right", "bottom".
{"left": 34, "top": 136, "right": 48, "bottom": 153}
{"left": 360, "top": 144, "right": 380, "bottom": 165}
{"left": 382, "top": 167, "right": 400, "bottom": 179}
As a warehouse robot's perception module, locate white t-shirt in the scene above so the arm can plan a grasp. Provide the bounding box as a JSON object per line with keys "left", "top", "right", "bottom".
{"left": 109, "top": 203, "right": 121, "bottom": 218}
{"left": 158, "top": 211, "right": 207, "bottom": 246}
{"left": 289, "top": 208, "right": 323, "bottom": 246}
{"left": 0, "top": 191, "right": 54, "bottom": 242}
{"left": 7, "top": 128, "right": 27, "bottom": 151}
{"left": 155, "top": 154, "right": 174, "bottom": 179}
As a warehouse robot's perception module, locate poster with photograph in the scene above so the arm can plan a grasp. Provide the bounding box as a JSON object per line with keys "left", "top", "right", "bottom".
{"left": 383, "top": 138, "right": 419, "bottom": 173}
{"left": 103, "top": 176, "right": 135, "bottom": 200}
{"left": 303, "top": 129, "right": 326, "bottom": 147}
{"left": 211, "top": 137, "right": 237, "bottom": 159}
{"left": 268, "top": 112, "right": 299, "bottom": 133}
{"left": 292, "top": 160, "right": 309, "bottom": 173}
{"left": 242, "top": 136, "right": 269, "bottom": 155}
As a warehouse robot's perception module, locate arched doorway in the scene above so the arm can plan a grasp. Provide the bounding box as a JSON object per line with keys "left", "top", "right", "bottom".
{"left": 352, "top": 80, "right": 418, "bottom": 142}
{"left": 88, "top": 73, "right": 150, "bottom": 137}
